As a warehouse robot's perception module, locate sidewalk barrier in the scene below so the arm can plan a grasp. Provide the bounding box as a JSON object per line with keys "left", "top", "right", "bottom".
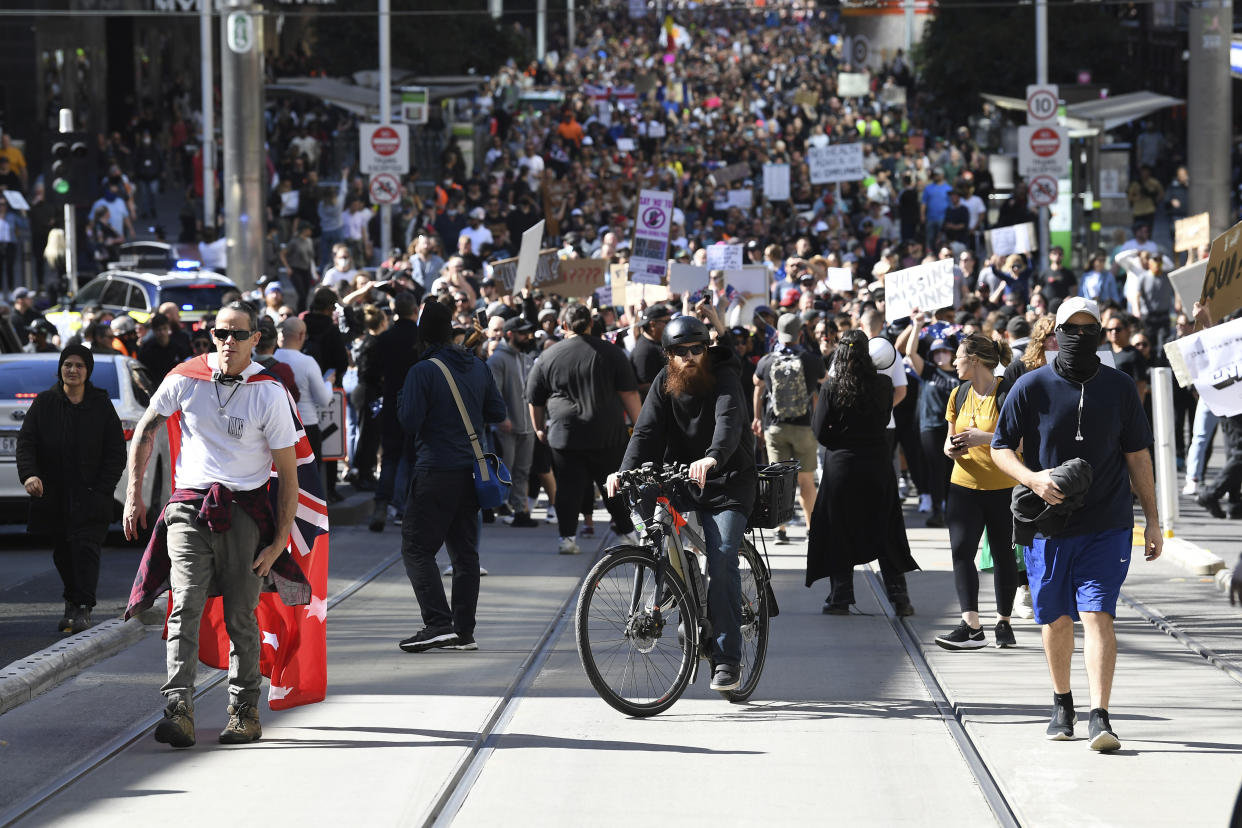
{"left": 1150, "top": 366, "right": 1179, "bottom": 537}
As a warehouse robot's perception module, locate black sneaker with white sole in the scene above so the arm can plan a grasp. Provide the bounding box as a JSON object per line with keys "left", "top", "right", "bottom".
{"left": 993, "top": 619, "right": 1017, "bottom": 648}
{"left": 933, "top": 620, "right": 987, "bottom": 651}
{"left": 1087, "top": 708, "right": 1120, "bottom": 752}
{"left": 398, "top": 627, "right": 459, "bottom": 653}
{"left": 449, "top": 633, "right": 478, "bottom": 651}
{"left": 1046, "top": 703, "right": 1075, "bottom": 740}
{"left": 709, "top": 663, "right": 740, "bottom": 692}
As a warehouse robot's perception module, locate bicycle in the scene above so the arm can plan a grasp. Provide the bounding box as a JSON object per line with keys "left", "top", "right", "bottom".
{"left": 574, "top": 462, "right": 790, "bottom": 717}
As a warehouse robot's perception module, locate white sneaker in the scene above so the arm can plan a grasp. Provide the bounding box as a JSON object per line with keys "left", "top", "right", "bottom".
{"left": 545, "top": 505, "right": 558, "bottom": 524}
{"left": 615, "top": 531, "right": 639, "bottom": 546}
{"left": 1182, "top": 479, "right": 1198, "bottom": 496}
{"left": 1015, "top": 586, "right": 1034, "bottom": 619}
{"left": 441, "top": 564, "right": 488, "bottom": 576}
{"left": 557, "top": 537, "right": 581, "bottom": 555}
{"left": 898, "top": 476, "right": 910, "bottom": 499}
{"left": 918, "top": 494, "right": 932, "bottom": 513}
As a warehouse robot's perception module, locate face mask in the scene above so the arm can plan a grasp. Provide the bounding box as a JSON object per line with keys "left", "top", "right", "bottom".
{"left": 1053, "top": 326, "right": 1101, "bottom": 384}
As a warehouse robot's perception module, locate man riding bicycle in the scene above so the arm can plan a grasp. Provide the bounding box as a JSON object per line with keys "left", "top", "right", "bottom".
{"left": 608, "top": 316, "right": 757, "bottom": 692}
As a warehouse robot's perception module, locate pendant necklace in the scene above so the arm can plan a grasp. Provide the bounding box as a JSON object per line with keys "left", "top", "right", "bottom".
{"left": 967, "top": 375, "right": 998, "bottom": 428}
{"left": 214, "top": 380, "right": 242, "bottom": 416}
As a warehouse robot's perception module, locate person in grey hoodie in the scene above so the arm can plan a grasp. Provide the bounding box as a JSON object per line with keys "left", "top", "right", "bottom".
{"left": 487, "top": 316, "right": 539, "bottom": 527}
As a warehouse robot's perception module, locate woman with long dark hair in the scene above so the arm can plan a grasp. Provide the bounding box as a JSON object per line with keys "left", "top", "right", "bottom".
{"left": 933, "top": 333, "right": 1021, "bottom": 650}
{"left": 807, "top": 329, "right": 919, "bottom": 615}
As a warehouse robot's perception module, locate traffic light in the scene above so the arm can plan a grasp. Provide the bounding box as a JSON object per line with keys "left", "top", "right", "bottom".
{"left": 50, "top": 133, "right": 89, "bottom": 204}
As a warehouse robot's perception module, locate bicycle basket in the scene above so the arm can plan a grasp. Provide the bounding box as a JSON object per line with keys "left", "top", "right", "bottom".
{"left": 748, "top": 460, "right": 801, "bottom": 529}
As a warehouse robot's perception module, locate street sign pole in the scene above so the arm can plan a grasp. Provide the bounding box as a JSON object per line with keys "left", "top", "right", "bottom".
{"left": 220, "top": 0, "right": 265, "bottom": 292}
{"left": 200, "top": 0, "right": 215, "bottom": 232}
{"left": 1035, "top": 0, "right": 1049, "bottom": 267}
{"left": 58, "top": 109, "right": 79, "bottom": 297}
{"left": 379, "top": 0, "right": 392, "bottom": 264}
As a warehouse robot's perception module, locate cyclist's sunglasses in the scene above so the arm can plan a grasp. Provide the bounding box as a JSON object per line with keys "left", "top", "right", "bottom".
{"left": 666, "top": 344, "right": 706, "bottom": 358}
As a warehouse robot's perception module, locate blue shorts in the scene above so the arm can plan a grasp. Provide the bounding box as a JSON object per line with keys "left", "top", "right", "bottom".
{"left": 1024, "top": 528, "right": 1132, "bottom": 623}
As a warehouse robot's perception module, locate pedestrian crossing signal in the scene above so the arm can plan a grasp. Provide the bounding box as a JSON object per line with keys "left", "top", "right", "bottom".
{"left": 50, "top": 134, "right": 89, "bottom": 202}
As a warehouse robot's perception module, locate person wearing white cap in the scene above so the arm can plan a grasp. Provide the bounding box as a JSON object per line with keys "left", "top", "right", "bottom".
{"left": 990, "top": 295, "right": 1161, "bottom": 752}
{"left": 459, "top": 207, "right": 493, "bottom": 253}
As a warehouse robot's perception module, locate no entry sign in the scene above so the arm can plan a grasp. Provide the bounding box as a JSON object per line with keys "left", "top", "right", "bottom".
{"left": 1018, "top": 124, "right": 1068, "bottom": 178}
{"left": 359, "top": 123, "right": 409, "bottom": 175}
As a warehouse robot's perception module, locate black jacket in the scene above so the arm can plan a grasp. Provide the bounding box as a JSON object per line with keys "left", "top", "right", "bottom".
{"left": 1011, "top": 457, "right": 1094, "bottom": 546}
{"left": 621, "top": 345, "right": 756, "bottom": 514}
{"left": 15, "top": 382, "right": 126, "bottom": 541}
{"left": 303, "top": 311, "right": 349, "bottom": 381}
{"left": 366, "top": 317, "right": 421, "bottom": 423}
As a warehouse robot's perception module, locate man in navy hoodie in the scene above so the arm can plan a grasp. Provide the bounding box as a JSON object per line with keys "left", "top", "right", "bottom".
{"left": 397, "top": 298, "right": 507, "bottom": 653}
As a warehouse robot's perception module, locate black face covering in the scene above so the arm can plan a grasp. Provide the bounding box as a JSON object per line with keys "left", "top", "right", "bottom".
{"left": 1053, "top": 327, "right": 1101, "bottom": 384}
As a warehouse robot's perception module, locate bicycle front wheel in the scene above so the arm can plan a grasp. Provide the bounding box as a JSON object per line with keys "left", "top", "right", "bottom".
{"left": 724, "top": 539, "right": 770, "bottom": 703}
{"left": 575, "top": 546, "right": 696, "bottom": 717}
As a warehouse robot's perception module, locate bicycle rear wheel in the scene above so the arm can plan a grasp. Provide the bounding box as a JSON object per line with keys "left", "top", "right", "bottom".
{"left": 575, "top": 546, "right": 696, "bottom": 717}
{"left": 724, "top": 539, "right": 770, "bottom": 703}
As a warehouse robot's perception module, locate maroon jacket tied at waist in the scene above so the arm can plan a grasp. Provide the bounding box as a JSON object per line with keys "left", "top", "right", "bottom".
{"left": 124, "top": 483, "right": 311, "bottom": 620}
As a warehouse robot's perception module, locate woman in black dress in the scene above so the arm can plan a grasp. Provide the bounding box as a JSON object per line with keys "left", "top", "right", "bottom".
{"left": 807, "top": 329, "right": 920, "bottom": 615}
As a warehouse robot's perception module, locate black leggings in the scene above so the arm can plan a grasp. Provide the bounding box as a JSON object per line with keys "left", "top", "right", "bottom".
{"left": 947, "top": 483, "right": 1017, "bottom": 616}
{"left": 920, "top": 426, "right": 951, "bottom": 511}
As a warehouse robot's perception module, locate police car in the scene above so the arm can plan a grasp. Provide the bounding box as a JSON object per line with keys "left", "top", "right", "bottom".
{"left": 0, "top": 353, "right": 171, "bottom": 533}
{"left": 45, "top": 256, "right": 238, "bottom": 342}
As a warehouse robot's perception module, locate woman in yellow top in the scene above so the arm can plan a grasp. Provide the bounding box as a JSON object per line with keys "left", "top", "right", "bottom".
{"left": 932, "top": 333, "right": 1020, "bottom": 652}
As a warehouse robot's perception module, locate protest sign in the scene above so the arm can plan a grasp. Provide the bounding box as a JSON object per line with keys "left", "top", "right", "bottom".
{"left": 542, "top": 258, "right": 609, "bottom": 297}
{"left": 827, "top": 267, "right": 854, "bottom": 293}
{"left": 712, "top": 162, "right": 750, "bottom": 185}
{"left": 4, "top": 190, "right": 29, "bottom": 211}
{"left": 706, "top": 244, "right": 743, "bottom": 272}
{"left": 726, "top": 189, "right": 753, "bottom": 210}
{"left": 1203, "top": 218, "right": 1242, "bottom": 323}
{"left": 616, "top": 137, "right": 637, "bottom": 152}
{"left": 837, "top": 72, "right": 870, "bottom": 98}
{"left": 1174, "top": 212, "right": 1210, "bottom": 254}
{"left": 610, "top": 263, "right": 630, "bottom": 299}
{"left": 630, "top": 189, "right": 674, "bottom": 285}
{"left": 724, "top": 265, "right": 768, "bottom": 298}
{"left": 986, "top": 222, "right": 1036, "bottom": 257}
{"left": 808, "top": 144, "right": 864, "bottom": 185}
{"left": 514, "top": 220, "right": 545, "bottom": 294}
{"left": 668, "top": 262, "right": 710, "bottom": 295}
{"left": 595, "top": 284, "right": 613, "bottom": 306}
{"left": 884, "top": 259, "right": 956, "bottom": 322}
{"left": 625, "top": 283, "right": 671, "bottom": 307}
{"left": 763, "top": 164, "right": 790, "bottom": 201}
{"left": 1159, "top": 317, "right": 1242, "bottom": 415}
{"left": 1168, "top": 259, "right": 1207, "bottom": 319}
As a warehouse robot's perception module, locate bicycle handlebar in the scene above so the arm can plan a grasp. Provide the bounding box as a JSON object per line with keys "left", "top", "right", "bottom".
{"left": 612, "top": 462, "right": 700, "bottom": 501}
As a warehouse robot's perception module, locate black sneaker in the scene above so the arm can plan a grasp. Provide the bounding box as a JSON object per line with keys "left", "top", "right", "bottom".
{"left": 709, "top": 663, "right": 740, "bottom": 691}
{"left": 1197, "top": 492, "right": 1227, "bottom": 519}
{"left": 482, "top": 509, "right": 495, "bottom": 524}
{"left": 925, "top": 511, "right": 946, "bottom": 528}
{"left": 57, "top": 601, "right": 74, "bottom": 634}
{"left": 70, "top": 605, "right": 92, "bottom": 633}
{"left": 1088, "top": 708, "right": 1121, "bottom": 751}
{"left": 1230, "top": 502, "right": 1242, "bottom": 520}
{"left": 822, "top": 602, "right": 850, "bottom": 616}
{"left": 933, "top": 620, "right": 987, "bottom": 651}
{"left": 398, "top": 627, "right": 459, "bottom": 653}
{"left": 775, "top": 528, "right": 789, "bottom": 544}
{"left": 993, "top": 619, "right": 1017, "bottom": 648}
{"left": 368, "top": 502, "right": 386, "bottom": 533}
{"left": 448, "top": 633, "right": 478, "bottom": 651}
{"left": 508, "top": 512, "right": 539, "bottom": 528}
{"left": 1046, "top": 703, "right": 1075, "bottom": 741}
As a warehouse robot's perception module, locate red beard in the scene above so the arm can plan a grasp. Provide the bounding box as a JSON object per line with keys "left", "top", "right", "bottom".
{"left": 664, "top": 358, "right": 716, "bottom": 397}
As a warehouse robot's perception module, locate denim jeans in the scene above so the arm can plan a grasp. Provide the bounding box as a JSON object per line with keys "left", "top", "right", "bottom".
{"left": 1187, "top": 404, "right": 1219, "bottom": 483}
{"left": 697, "top": 508, "right": 746, "bottom": 667}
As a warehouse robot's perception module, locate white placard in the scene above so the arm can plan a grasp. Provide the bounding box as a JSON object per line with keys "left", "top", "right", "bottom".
{"left": 646, "top": 121, "right": 666, "bottom": 138}
{"left": 986, "top": 222, "right": 1036, "bottom": 257}
{"left": 359, "top": 123, "right": 409, "bottom": 175}
{"left": 1018, "top": 125, "right": 1069, "bottom": 179}
{"left": 723, "top": 265, "right": 769, "bottom": 298}
{"left": 1168, "top": 259, "right": 1207, "bottom": 314}
{"left": 884, "top": 259, "right": 956, "bottom": 322}
{"left": 763, "top": 164, "right": 790, "bottom": 201}
{"left": 630, "top": 189, "right": 674, "bottom": 285}
{"left": 1165, "top": 317, "right": 1242, "bottom": 415}
{"left": 706, "top": 244, "right": 743, "bottom": 272}
{"left": 668, "top": 263, "right": 710, "bottom": 295}
{"left": 616, "top": 137, "right": 636, "bottom": 152}
{"left": 514, "top": 219, "right": 545, "bottom": 295}
{"left": 726, "top": 189, "right": 753, "bottom": 210}
{"left": 808, "top": 144, "right": 864, "bottom": 185}
{"left": 827, "top": 267, "right": 854, "bottom": 293}
{"left": 837, "top": 72, "right": 870, "bottom": 98}
{"left": 4, "top": 190, "right": 30, "bottom": 211}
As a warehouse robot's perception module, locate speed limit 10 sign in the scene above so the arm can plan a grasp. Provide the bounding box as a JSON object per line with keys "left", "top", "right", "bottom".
{"left": 1026, "top": 84, "right": 1059, "bottom": 125}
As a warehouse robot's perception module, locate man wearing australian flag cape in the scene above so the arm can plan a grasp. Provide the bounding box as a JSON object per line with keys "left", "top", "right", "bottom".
{"left": 123, "top": 300, "right": 330, "bottom": 749}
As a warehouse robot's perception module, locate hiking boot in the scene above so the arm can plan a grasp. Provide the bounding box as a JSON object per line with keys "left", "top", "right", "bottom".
{"left": 57, "top": 601, "right": 74, "bottom": 634}
{"left": 69, "top": 605, "right": 92, "bottom": 633}
{"left": 154, "top": 699, "right": 196, "bottom": 748}
{"left": 1046, "top": 702, "right": 1075, "bottom": 741}
{"left": 709, "top": 663, "right": 740, "bottom": 692}
{"left": 368, "top": 500, "right": 387, "bottom": 532}
{"left": 558, "top": 537, "right": 581, "bottom": 555}
{"left": 1087, "top": 708, "right": 1120, "bottom": 751}
{"left": 218, "top": 702, "right": 262, "bottom": 744}
{"left": 934, "top": 620, "right": 987, "bottom": 650}
{"left": 993, "top": 619, "right": 1017, "bottom": 648}
{"left": 399, "top": 626, "right": 459, "bottom": 652}
{"left": 507, "top": 512, "right": 539, "bottom": 528}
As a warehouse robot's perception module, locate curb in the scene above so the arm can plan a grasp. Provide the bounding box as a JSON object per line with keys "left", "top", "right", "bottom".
{"left": 1160, "top": 536, "right": 1226, "bottom": 576}
{"left": 0, "top": 618, "right": 146, "bottom": 716}
{"left": 327, "top": 489, "right": 374, "bottom": 527}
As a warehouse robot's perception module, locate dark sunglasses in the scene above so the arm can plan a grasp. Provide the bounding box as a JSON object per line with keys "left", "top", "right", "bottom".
{"left": 1059, "top": 323, "right": 1101, "bottom": 337}
{"left": 212, "top": 328, "right": 254, "bottom": 342}
{"left": 666, "top": 344, "right": 707, "bottom": 358}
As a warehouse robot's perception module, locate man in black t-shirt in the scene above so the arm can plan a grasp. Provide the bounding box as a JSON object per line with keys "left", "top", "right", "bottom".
{"left": 942, "top": 189, "right": 971, "bottom": 246}
{"left": 1033, "top": 246, "right": 1078, "bottom": 303}
{"left": 1105, "top": 313, "right": 1148, "bottom": 400}
{"left": 526, "top": 304, "right": 642, "bottom": 555}
{"left": 630, "top": 303, "right": 671, "bottom": 398}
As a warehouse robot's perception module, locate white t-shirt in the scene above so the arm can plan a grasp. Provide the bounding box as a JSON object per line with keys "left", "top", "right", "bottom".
{"left": 459, "top": 224, "right": 494, "bottom": 251}
{"left": 275, "top": 347, "right": 333, "bottom": 426}
{"left": 150, "top": 360, "right": 299, "bottom": 491}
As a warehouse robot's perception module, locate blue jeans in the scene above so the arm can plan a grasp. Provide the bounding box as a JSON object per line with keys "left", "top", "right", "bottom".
{"left": 697, "top": 508, "right": 746, "bottom": 666}
{"left": 1188, "top": 403, "right": 1219, "bottom": 483}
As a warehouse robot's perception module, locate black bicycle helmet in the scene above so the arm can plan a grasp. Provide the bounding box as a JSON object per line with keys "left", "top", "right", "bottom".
{"left": 661, "top": 315, "right": 711, "bottom": 349}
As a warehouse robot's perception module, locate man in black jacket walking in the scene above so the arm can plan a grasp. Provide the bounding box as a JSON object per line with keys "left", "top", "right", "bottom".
{"left": 16, "top": 345, "right": 126, "bottom": 633}
{"left": 609, "top": 316, "right": 757, "bottom": 693}
{"left": 368, "top": 291, "right": 421, "bottom": 531}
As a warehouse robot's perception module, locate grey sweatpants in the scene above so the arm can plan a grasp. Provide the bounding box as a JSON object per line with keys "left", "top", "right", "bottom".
{"left": 494, "top": 429, "right": 534, "bottom": 514}
{"left": 161, "top": 502, "right": 263, "bottom": 709}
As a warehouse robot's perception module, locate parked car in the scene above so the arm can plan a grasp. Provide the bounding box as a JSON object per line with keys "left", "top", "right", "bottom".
{"left": 0, "top": 353, "right": 171, "bottom": 533}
